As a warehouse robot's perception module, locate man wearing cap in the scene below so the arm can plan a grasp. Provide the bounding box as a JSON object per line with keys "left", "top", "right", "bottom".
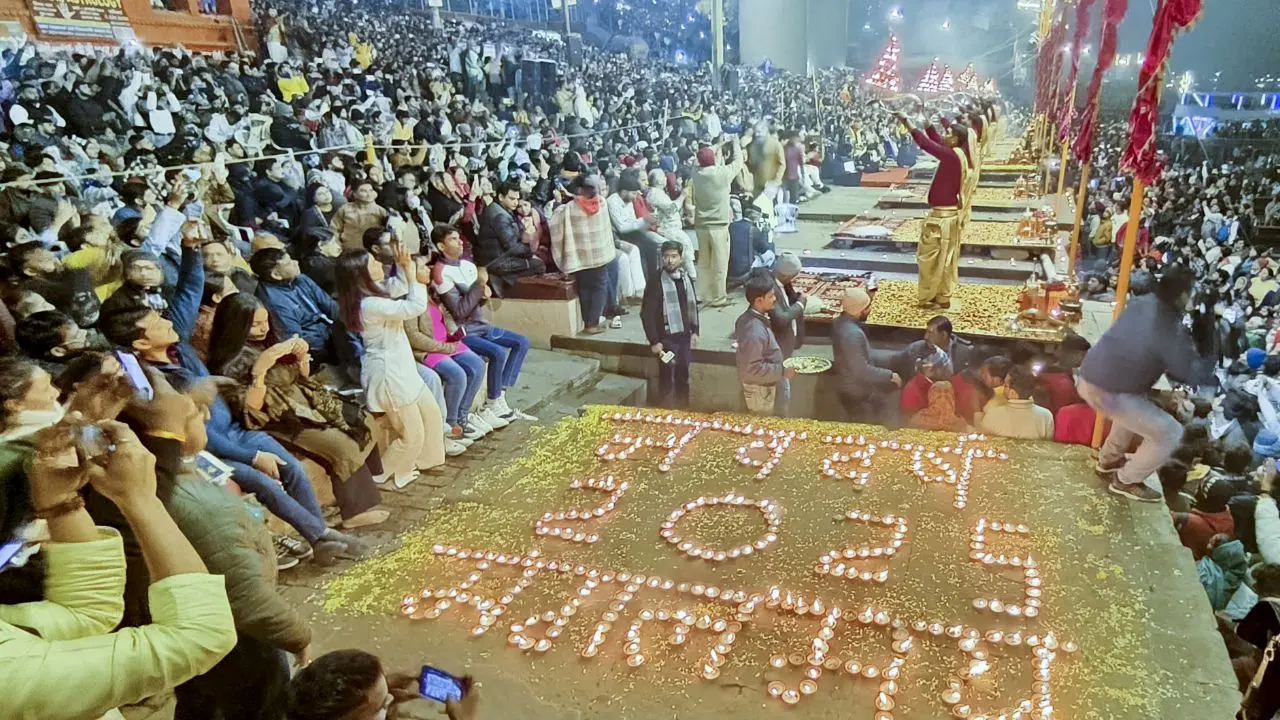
{"left": 894, "top": 113, "right": 968, "bottom": 310}
{"left": 692, "top": 138, "right": 746, "bottom": 308}
{"left": 831, "top": 287, "right": 901, "bottom": 424}
{"left": 768, "top": 252, "right": 808, "bottom": 415}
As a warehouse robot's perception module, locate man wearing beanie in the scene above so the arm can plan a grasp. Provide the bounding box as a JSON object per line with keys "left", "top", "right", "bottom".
{"left": 1173, "top": 476, "right": 1237, "bottom": 561}
{"left": 691, "top": 138, "right": 746, "bottom": 308}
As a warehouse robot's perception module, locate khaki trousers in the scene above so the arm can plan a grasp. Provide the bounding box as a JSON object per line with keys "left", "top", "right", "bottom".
{"left": 695, "top": 225, "right": 730, "bottom": 303}
{"left": 918, "top": 209, "right": 963, "bottom": 304}
{"left": 381, "top": 390, "right": 445, "bottom": 483}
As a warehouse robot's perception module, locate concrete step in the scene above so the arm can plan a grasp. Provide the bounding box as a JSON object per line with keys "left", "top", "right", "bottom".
{"left": 540, "top": 371, "right": 649, "bottom": 420}
{"left": 505, "top": 348, "right": 601, "bottom": 416}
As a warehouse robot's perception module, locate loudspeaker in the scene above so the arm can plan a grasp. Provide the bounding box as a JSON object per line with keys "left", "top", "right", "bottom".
{"left": 522, "top": 58, "right": 559, "bottom": 100}
{"left": 567, "top": 33, "right": 583, "bottom": 68}
{"left": 723, "top": 65, "right": 740, "bottom": 93}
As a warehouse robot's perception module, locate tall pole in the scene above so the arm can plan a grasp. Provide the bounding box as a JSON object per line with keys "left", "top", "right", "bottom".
{"left": 711, "top": 0, "right": 724, "bottom": 76}
{"left": 1055, "top": 80, "right": 1078, "bottom": 195}
{"left": 1089, "top": 177, "right": 1147, "bottom": 448}
{"left": 1067, "top": 161, "right": 1091, "bottom": 277}
{"left": 563, "top": 0, "right": 571, "bottom": 36}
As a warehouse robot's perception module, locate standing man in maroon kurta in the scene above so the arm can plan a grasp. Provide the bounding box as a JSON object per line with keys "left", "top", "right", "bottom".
{"left": 896, "top": 112, "right": 968, "bottom": 310}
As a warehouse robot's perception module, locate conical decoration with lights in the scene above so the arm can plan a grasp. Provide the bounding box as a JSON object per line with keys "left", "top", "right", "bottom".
{"left": 864, "top": 34, "right": 903, "bottom": 92}
{"left": 939, "top": 65, "right": 955, "bottom": 92}
{"left": 956, "top": 64, "right": 979, "bottom": 91}
{"left": 915, "top": 58, "right": 941, "bottom": 93}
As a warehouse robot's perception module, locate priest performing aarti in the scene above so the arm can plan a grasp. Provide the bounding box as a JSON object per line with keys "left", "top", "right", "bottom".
{"left": 894, "top": 111, "right": 969, "bottom": 311}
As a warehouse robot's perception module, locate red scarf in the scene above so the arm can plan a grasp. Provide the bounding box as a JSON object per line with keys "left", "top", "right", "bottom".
{"left": 633, "top": 195, "right": 651, "bottom": 220}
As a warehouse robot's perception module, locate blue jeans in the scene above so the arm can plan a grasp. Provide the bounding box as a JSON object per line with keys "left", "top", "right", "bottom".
{"left": 463, "top": 327, "right": 530, "bottom": 400}
{"left": 226, "top": 431, "right": 328, "bottom": 544}
{"left": 432, "top": 350, "right": 486, "bottom": 425}
{"left": 1077, "top": 378, "right": 1183, "bottom": 487}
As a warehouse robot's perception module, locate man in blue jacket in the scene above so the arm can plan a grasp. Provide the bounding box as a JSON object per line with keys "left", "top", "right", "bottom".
{"left": 251, "top": 247, "right": 360, "bottom": 384}
{"left": 98, "top": 228, "right": 365, "bottom": 567}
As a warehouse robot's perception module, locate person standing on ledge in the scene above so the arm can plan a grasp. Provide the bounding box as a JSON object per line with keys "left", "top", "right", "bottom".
{"left": 1077, "top": 263, "right": 1216, "bottom": 503}
{"left": 735, "top": 270, "right": 793, "bottom": 415}
{"left": 641, "top": 241, "right": 699, "bottom": 409}
{"left": 894, "top": 112, "right": 967, "bottom": 311}
{"left": 691, "top": 138, "right": 746, "bottom": 309}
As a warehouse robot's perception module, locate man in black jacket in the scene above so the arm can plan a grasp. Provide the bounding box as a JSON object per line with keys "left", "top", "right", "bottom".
{"left": 253, "top": 157, "right": 302, "bottom": 231}
{"left": 768, "top": 252, "right": 807, "bottom": 416}
{"left": 831, "top": 287, "right": 901, "bottom": 424}
{"left": 641, "top": 241, "right": 699, "bottom": 408}
{"left": 475, "top": 181, "right": 546, "bottom": 291}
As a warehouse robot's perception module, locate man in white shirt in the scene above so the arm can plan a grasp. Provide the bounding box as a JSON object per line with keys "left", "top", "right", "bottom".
{"left": 978, "top": 366, "right": 1055, "bottom": 441}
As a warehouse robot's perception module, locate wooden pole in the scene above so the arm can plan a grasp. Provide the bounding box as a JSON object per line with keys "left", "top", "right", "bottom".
{"left": 1067, "top": 160, "right": 1091, "bottom": 277}
{"left": 1090, "top": 177, "right": 1147, "bottom": 448}
{"left": 1054, "top": 80, "right": 1078, "bottom": 196}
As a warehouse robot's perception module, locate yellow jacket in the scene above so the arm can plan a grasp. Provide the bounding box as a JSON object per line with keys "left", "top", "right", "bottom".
{"left": 277, "top": 74, "right": 310, "bottom": 103}
{"left": 348, "top": 33, "right": 374, "bottom": 69}
{"left": 0, "top": 528, "right": 236, "bottom": 720}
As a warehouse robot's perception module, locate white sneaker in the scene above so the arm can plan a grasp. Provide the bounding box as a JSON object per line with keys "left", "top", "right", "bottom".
{"left": 467, "top": 412, "right": 493, "bottom": 436}
{"left": 492, "top": 394, "right": 517, "bottom": 419}
{"left": 460, "top": 423, "right": 485, "bottom": 442}
{"left": 445, "top": 438, "right": 467, "bottom": 457}
{"left": 480, "top": 406, "right": 511, "bottom": 429}
{"left": 495, "top": 394, "right": 535, "bottom": 421}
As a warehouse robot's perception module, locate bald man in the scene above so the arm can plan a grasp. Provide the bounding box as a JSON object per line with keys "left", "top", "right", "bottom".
{"left": 831, "top": 287, "right": 901, "bottom": 425}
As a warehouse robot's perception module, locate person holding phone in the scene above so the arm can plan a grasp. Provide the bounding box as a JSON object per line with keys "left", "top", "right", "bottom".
{"left": 336, "top": 241, "right": 445, "bottom": 488}
{"left": 3, "top": 412, "right": 237, "bottom": 719}
{"left": 287, "top": 650, "right": 480, "bottom": 720}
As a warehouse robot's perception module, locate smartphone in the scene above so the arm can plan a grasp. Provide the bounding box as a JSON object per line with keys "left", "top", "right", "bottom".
{"left": 182, "top": 166, "right": 202, "bottom": 182}
{"left": 115, "top": 350, "right": 155, "bottom": 401}
{"left": 79, "top": 424, "right": 116, "bottom": 462}
{"left": 419, "top": 666, "right": 465, "bottom": 704}
{"left": 0, "top": 538, "right": 23, "bottom": 571}
{"left": 660, "top": 350, "right": 675, "bottom": 364}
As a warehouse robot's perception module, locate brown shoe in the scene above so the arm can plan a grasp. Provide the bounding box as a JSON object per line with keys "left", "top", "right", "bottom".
{"left": 934, "top": 301, "right": 951, "bottom": 310}
{"left": 582, "top": 326, "right": 607, "bottom": 335}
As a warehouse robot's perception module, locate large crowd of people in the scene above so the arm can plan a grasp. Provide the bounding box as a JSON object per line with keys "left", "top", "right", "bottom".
{"left": 1, "top": 0, "right": 1279, "bottom": 713}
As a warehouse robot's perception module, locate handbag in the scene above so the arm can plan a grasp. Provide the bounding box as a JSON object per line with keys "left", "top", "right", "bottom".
{"left": 1239, "top": 634, "right": 1279, "bottom": 720}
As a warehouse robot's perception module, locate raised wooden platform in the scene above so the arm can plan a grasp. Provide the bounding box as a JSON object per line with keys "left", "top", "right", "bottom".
{"left": 795, "top": 276, "right": 1074, "bottom": 344}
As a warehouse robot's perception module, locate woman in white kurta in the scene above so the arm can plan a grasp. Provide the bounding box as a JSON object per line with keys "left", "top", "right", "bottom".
{"left": 336, "top": 245, "right": 444, "bottom": 488}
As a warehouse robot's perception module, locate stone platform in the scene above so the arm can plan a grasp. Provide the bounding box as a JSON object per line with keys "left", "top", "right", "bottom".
{"left": 315, "top": 407, "right": 1240, "bottom": 720}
